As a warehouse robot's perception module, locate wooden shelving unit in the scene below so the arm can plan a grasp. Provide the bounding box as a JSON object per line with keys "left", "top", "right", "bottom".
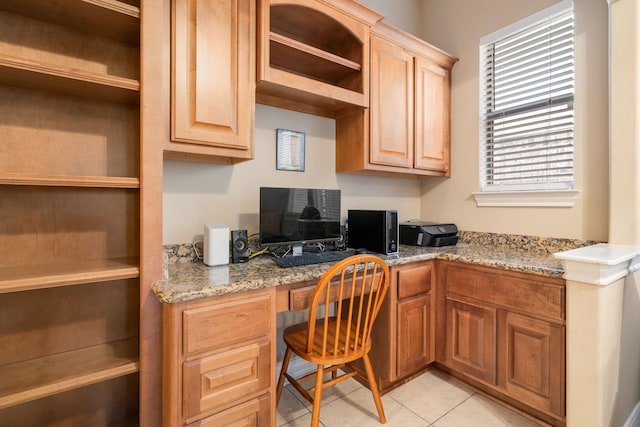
{"left": 0, "top": 0, "right": 140, "bottom": 45}
{"left": 0, "top": 258, "right": 140, "bottom": 294}
{"left": 269, "top": 32, "right": 362, "bottom": 86}
{"left": 256, "top": 0, "right": 383, "bottom": 118}
{"left": 0, "top": 55, "right": 140, "bottom": 104}
{"left": 0, "top": 173, "right": 140, "bottom": 188}
{"left": 0, "top": 338, "right": 139, "bottom": 409}
{"left": 0, "top": 0, "right": 144, "bottom": 424}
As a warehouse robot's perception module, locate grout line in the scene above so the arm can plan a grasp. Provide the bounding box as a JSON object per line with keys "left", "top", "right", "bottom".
{"left": 430, "top": 391, "right": 478, "bottom": 426}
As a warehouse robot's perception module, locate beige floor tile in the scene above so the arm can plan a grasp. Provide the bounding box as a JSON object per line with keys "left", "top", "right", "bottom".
{"left": 318, "top": 387, "right": 430, "bottom": 427}
{"left": 433, "top": 394, "right": 543, "bottom": 427}
{"left": 387, "top": 370, "right": 475, "bottom": 423}
{"left": 277, "top": 387, "right": 311, "bottom": 426}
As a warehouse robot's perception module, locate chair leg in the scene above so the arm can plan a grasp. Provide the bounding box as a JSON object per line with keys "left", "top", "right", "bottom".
{"left": 276, "top": 348, "right": 292, "bottom": 405}
{"left": 362, "top": 354, "right": 386, "bottom": 424}
{"left": 311, "top": 365, "right": 325, "bottom": 427}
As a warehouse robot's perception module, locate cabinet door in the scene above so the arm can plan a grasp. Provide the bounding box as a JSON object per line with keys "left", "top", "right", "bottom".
{"left": 171, "top": 0, "right": 254, "bottom": 154}
{"left": 369, "top": 34, "right": 414, "bottom": 168}
{"left": 499, "top": 311, "right": 565, "bottom": 417}
{"left": 445, "top": 297, "right": 497, "bottom": 384}
{"left": 415, "top": 56, "right": 451, "bottom": 174}
{"left": 397, "top": 294, "right": 431, "bottom": 377}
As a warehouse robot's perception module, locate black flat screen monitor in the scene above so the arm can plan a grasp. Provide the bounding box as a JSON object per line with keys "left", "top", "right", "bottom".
{"left": 259, "top": 187, "right": 341, "bottom": 251}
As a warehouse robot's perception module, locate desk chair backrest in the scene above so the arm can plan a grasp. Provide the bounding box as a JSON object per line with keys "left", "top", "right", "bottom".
{"left": 306, "top": 255, "right": 390, "bottom": 363}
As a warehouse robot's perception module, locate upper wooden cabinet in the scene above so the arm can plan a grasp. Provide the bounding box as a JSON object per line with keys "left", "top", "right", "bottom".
{"left": 337, "top": 21, "right": 457, "bottom": 177}
{"left": 168, "top": 0, "right": 255, "bottom": 163}
{"left": 256, "top": 0, "right": 383, "bottom": 118}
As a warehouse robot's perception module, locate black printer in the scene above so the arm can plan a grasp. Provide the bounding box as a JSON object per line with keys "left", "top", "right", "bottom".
{"left": 399, "top": 221, "right": 458, "bottom": 247}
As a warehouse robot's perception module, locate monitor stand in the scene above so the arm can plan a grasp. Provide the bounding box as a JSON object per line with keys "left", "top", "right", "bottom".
{"left": 291, "top": 244, "right": 303, "bottom": 256}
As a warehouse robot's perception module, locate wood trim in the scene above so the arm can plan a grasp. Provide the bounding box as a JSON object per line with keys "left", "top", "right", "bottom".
{"left": 0, "top": 173, "right": 140, "bottom": 188}
{"left": 139, "top": 0, "right": 166, "bottom": 424}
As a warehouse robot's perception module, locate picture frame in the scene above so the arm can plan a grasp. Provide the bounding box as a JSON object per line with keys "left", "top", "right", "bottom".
{"left": 276, "top": 128, "right": 305, "bottom": 172}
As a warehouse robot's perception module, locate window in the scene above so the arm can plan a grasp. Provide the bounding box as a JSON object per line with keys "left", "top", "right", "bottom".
{"left": 475, "top": 1, "right": 578, "bottom": 206}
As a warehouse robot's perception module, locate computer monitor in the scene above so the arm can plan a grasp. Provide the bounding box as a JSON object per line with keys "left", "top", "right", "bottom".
{"left": 259, "top": 187, "right": 341, "bottom": 255}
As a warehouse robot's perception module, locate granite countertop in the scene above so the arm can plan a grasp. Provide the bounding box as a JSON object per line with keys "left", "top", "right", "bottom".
{"left": 152, "top": 240, "right": 571, "bottom": 304}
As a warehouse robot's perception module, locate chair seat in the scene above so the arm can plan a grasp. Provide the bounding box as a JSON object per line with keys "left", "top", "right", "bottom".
{"left": 283, "top": 318, "right": 371, "bottom": 365}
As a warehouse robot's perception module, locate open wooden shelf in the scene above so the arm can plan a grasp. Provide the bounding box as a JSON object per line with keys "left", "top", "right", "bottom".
{"left": 0, "top": 0, "right": 140, "bottom": 45}
{"left": 0, "top": 54, "right": 140, "bottom": 104}
{"left": 270, "top": 32, "right": 362, "bottom": 88}
{"left": 0, "top": 258, "right": 140, "bottom": 294}
{"left": 0, "top": 337, "right": 139, "bottom": 410}
{"left": 0, "top": 173, "right": 140, "bottom": 189}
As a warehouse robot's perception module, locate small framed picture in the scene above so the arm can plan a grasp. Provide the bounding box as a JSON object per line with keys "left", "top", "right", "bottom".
{"left": 276, "top": 128, "right": 305, "bottom": 172}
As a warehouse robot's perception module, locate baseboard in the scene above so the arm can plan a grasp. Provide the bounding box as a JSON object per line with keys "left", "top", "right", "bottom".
{"left": 624, "top": 401, "right": 640, "bottom": 427}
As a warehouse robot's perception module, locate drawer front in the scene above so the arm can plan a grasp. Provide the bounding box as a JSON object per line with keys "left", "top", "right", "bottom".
{"left": 183, "top": 340, "right": 271, "bottom": 421}
{"left": 183, "top": 294, "right": 271, "bottom": 355}
{"left": 396, "top": 263, "right": 432, "bottom": 299}
{"left": 186, "top": 394, "right": 270, "bottom": 427}
{"left": 443, "top": 264, "right": 564, "bottom": 321}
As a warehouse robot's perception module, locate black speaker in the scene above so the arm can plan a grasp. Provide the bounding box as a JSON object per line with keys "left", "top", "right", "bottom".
{"left": 334, "top": 225, "right": 348, "bottom": 250}
{"left": 230, "top": 229, "right": 250, "bottom": 263}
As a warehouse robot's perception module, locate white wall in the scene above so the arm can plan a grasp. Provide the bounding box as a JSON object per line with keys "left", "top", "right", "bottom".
{"left": 359, "top": 0, "right": 424, "bottom": 37}
{"left": 163, "top": 105, "right": 421, "bottom": 244}
{"left": 419, "top": 0, "right": 609, "bottom": 242}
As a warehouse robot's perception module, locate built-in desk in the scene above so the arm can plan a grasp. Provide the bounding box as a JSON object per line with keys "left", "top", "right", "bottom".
{"left": 153, "top": 243, "right": 565, "bottom": 304}
{"left": 153, "top": 242, "right": 572, "bottom": 427}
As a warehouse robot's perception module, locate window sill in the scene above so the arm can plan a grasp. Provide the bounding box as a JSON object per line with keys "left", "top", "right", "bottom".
{"left": 472, "top": 189, "right": 580, "bottom": 207}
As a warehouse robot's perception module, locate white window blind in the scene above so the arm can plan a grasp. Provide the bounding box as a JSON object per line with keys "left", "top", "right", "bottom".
{"left": 480, "top": 4, "right": 574, "bottom": 192}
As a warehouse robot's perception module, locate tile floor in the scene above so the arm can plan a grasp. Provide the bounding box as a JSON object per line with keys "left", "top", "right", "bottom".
{"left": 276, "top": 369, "right": 544, "bottom": 427}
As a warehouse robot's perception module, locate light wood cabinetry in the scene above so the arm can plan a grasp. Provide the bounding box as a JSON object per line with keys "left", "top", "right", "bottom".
{"left": 336, "top": 21, "right": 457, "bottom": 177}
{"left": 167, "top": 0, "right": 255, "bottom": 163}
{"left": 436, "top": 261, "right": 566, "bottom": 425}
{"left": 368, "top": 261, "right": 434, "bottom": 392}
{"left": 256, "top": 0, "right": 382, "bottom": 118}
{"left": 163, "top": 289, "right": 276, "bottom": 426}
{"left": 444, "top": 297, "right": 497, "bottom": 384}
{"left": 0, "top": 0, "right": 154, "bottom": 424}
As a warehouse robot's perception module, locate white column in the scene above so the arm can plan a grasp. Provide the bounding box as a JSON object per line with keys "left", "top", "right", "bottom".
{"left": 555, "top": 244, "right": 640, "bottom": 427}
{"left": 609, "top": 0, "right": 640, "bottom": 245}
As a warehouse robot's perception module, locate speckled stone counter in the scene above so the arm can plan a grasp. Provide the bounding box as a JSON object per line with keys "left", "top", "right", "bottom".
{"left": 153, "top": 231, "right": 597, "bottom": 304}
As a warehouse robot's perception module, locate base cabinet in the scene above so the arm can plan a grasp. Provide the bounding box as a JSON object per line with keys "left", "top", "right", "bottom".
{"left": 163, "top": 289, "right": 275, "bottom": 426}
{"left": 437, "top": 261, "right": 566, "bottom": 425}
{"left": 367, "top": 261, "right": 434, "bottom": 391}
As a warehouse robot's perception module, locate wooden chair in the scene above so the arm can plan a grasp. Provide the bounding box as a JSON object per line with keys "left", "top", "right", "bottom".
{"left": 276, "top": 254, "right": 390, "bottom": 426}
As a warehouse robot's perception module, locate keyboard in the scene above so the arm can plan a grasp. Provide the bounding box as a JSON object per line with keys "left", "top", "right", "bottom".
{"left": 271, "top": 250, "right": 356, "bottom": 268}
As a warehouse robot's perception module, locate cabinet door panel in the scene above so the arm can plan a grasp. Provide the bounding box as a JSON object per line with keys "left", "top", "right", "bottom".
{"left": 172, "top": 0, "right": 254, "bottom": 151}
{"left": 397, "top": 294, "right": 431, "bottom": 378}
{"left": 500, "top": 311, "right": 565, "bottom": 417}
{"left": 415, "top": 57, "right": 450, "bottom": 173}
{"left": 445, "top": 297, "right": 496, "bottom": 384}
{"left": 370, "top": 35, "right": 414, "bottom": 168}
